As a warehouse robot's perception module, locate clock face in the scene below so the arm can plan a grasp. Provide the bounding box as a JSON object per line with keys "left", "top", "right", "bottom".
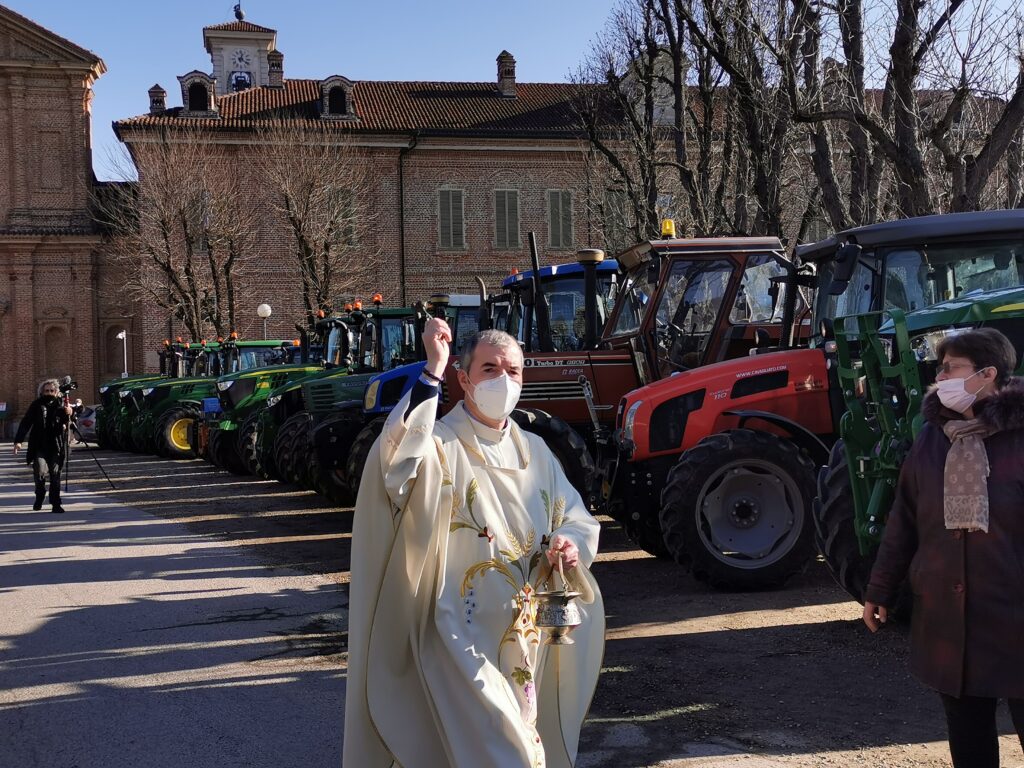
{"left": 230, "top": 49, "right": 251, "bottom": 68}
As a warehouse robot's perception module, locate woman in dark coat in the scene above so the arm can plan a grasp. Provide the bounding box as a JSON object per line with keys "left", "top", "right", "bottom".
{"left": 12, "top": 378, "right": 71, "bottom": 514}
{"left": 864, "top": 327, "right": 1024, "bottom": 767}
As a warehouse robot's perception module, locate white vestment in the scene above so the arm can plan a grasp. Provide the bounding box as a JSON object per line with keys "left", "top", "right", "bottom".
{"left": 343, "top": 391, "right": 604, "bottom": 768}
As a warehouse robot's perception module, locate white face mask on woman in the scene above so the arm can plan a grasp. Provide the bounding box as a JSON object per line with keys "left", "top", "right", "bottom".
{"left": 467, "top": 373, "right": 522, "bottom": 423}
{"left": 936, "top": 368, "right": 991, "bottom": 413}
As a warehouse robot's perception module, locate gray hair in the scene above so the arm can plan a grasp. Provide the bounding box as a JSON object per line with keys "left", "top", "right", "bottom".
{"left": 460, "top": 329, "right": 523, "bottom": 371}
{"left": 37, "top": 378, "right": 60, "bottom": 397}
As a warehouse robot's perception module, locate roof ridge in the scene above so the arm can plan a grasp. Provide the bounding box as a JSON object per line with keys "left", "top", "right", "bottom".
{"left": 0, "top": 4, "right": 104, "bottom": 66}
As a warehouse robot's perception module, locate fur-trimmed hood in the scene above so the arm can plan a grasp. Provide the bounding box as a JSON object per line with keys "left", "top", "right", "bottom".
{"left": 922, "top": 376, "right": 1024, "bottom": 431}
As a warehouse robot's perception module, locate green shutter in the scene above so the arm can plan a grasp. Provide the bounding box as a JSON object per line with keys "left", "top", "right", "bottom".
{"left": 495, "top": 191, "right": 508, "bottom": 248}
{"left": 440, "top": 190, "right": 452, "bottom": 248}
{"left": 508, "top": 191, "right": 519, "bottom": 248}
{"left": 560, "top": 190, "right": 572, "bottom": 247}
{"left": 451, "top": 190, "right": 464, "bottom": 248}
{"left": 548, "top": 191, "right": 561, "bottom": 248}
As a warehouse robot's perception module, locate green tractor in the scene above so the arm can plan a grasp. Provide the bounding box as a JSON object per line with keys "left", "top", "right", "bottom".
{"left": 106, "top": 340, "right": 224, "bottom": 451}
{"left": 126, "top": 338, "right": 298, "bottom": 459}
{"left": 268, "top": 295, "right": 480, "bottom": 500}
{"left": 202, "top": 329, "right": 331, "bottom": 475}
{"left": 815, "top": 274, "right": 1024, "bottom": 605}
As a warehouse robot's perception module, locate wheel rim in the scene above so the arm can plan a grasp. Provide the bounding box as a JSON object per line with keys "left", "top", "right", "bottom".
{"left": 170, "top": 418, "right": 193, "bottom": 452}
{"left": 694, "top": 458, "right": 805, "bottom": 569}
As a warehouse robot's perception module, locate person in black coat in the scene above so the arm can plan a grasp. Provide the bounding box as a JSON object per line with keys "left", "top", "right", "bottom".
{"left": 863, "top": 327, "right": 1024, "bottom": 768}
{"left": 12, "top": 379, "right": 72, "bottom": 513}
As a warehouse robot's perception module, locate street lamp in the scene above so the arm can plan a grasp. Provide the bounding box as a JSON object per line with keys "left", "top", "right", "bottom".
{"left": 115, "top": 329, "right": 128, "bottom": 377}
{"left": 256, "top": 303, "right": 272, "bottom": 339}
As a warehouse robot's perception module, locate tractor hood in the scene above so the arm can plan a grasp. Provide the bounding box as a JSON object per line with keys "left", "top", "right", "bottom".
{"left": 879, "top": 285, "right": 1024, "bottom": 333}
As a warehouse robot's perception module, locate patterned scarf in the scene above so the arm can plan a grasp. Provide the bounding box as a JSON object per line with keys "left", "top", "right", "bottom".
{"left": 942, "top": 418, "right": 997, "bottom": 533}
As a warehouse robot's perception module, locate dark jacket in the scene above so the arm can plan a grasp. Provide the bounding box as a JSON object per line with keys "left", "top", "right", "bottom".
{"left": 13, "top": 395, "right": 70, "bottom": 465}
{"left": 865, "top": 378, "right": 1024, "bottom": 698}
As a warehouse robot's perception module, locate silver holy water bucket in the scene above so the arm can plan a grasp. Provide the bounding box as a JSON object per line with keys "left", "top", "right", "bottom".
{"left": 534, "top": 553, "right": 582, "bottom": 645}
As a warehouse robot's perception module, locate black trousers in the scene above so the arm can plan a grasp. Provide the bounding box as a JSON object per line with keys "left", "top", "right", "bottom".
{"left": 940, "top": 693, "right": 1024, "bottom": 768}
{"left": 31, "top": 453, "right": 63, "bottom": 508}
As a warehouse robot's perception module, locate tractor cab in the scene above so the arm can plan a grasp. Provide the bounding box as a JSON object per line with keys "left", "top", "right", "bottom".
{"left": 485, "top": 259, "right": 620, "bottom": 352}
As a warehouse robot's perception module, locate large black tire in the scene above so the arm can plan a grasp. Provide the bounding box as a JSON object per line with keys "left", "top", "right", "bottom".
{"left": 660, "top": 429, "right": 816, "bottom": 590}
{"left": 813, "top": 439, "right": 911, "bottom": 616}
{"left": 274, "top": 412, "right": 312, "bottom": 485}
{"left": 210, "top": 427, "right": 247, "bottom": 474}
{"left": 237, "top": 412, "right": 264, "bottom": 477}
{"left": 306, "top": 446, "right": 353, "bottom": 506}
{"left": 156, "top": 405, "right": 201, "bottom": 459}
{"left": 510, "top": 408, "right": 597, "bottom": 509}
{"left": 344, "top": 417, "right": 386, "bottom": 502}
{"left": 609, "top": 498, "right": 671, "bottom": 559}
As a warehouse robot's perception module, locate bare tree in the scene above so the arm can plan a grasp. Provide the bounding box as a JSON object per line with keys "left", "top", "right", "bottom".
{"left": 255, "top": 123, "right": 380, "bottom": 327}
{"left": 95, "top": 130, "right": 256, "bottom": 340}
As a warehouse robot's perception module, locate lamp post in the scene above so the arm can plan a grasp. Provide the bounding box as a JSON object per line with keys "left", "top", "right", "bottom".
{"left": 115, "top": 329, "right": 128, "bottom": 377}
{"left": 256, "top": 303, "right": 272, "bottom": 340}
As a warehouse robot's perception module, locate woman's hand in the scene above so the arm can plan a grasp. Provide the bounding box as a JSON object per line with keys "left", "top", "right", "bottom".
{"left": 863, "top": 601, "right": 887, "bottom": 632}
{"left": 546, "top": 534, "right": 580, "bottom": 571}
{"left": 12, "top": 442, "right": 21, "bottom": 456}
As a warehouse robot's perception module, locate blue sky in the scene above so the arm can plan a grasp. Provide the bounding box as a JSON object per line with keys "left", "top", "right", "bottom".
{"left": 7, "top": 0, "right": 619, "bottom": 179}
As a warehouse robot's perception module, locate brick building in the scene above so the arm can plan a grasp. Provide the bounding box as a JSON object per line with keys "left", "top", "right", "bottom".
{"left": 114, "top": 14, "right": 605, "bottom": 369}
{"left": 0, "top": 5, "right": 136, "bottom": 429}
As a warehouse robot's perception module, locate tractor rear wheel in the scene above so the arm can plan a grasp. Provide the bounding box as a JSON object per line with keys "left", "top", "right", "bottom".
{"left": 210, "top": 427, "right": 247, "bottom": 474}
{"left": 157, "top": 405, "right": 201, "bottom": 459}
{"left": 609, "top": 498, "right": 671, "bottom": 559}
{"left": 813, "top": 439, "right": 910, "bottom": 616}
{"left": 660, "top": 429, "right": 816, "bottom": 590}
{"left": 345, "top": 417, "right": 386, "bottom": 501}
{"left": 237, "top": 413, "right": 264, "bottom": 477}
{"left": 274, "top": 413, "right": 312, "bottom": 485}
{"left": 510, "top": 408, "right": 597, "bottom": 509}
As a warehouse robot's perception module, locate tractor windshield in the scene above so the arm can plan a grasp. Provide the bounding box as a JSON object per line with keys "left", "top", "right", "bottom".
{"left": 325, "top": 325, "right": 352, "bottom": 368}
{"left": 610, "top": 268, "right": 658, "bottom": 337}
{"left": 883, "top": 241, "right": 1024, "bottom": 311}
{"left": 380, "top": 317, "right": 406, "bottom": 370}
{"left": 651, "top": 259, "right": 735, "bottom": 370}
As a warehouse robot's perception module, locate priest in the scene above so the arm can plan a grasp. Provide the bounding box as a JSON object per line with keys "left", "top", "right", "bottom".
{"left": 343, "top": 318, "right": 604, "bottom": 768}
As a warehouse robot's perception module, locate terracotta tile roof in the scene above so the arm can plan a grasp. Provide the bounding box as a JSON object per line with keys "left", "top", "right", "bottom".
{"left": 203, "top": 20, "right": 276, "bottom": 34}
{"left": 115, "top": 79, "right": 590, "bottom": 137}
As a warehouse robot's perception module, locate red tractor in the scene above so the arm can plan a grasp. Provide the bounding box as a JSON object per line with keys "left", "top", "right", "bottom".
{"left": 612, "top": 209, "right": 1024, "bottom": 589}
{"left": 450, "top": 231, "right": 805, "bottom": 515}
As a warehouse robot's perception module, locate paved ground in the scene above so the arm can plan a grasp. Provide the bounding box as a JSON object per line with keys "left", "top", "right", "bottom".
{"left": 1, "top": 443, "right": 1022, "bottom": 768}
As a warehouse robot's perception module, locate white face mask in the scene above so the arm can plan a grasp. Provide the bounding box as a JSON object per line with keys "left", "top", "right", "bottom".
{"left": 467, "top": 372, "right": 522, "bottom": 423}
{"left": 936, "top": 368, "right": 990, "bottom": 413}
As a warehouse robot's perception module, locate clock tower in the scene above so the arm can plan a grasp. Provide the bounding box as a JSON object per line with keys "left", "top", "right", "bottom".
{"left": 202, "top": 9, "right": 277, "bottom": 96}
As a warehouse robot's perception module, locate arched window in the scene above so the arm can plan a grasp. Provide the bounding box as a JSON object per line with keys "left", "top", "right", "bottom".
{"left": 328, "top": 87, "right": 347, "bottom": 115}
{"left": 43, "top": 326, "right": 70, "bottom": 377}
{"left": 188, "top": 83, "right": 209, "bottom": 112}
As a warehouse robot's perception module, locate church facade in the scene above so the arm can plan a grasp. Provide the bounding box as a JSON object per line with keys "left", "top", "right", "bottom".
{"left": 0, "top": 5, "right": 136, "bottom": 428}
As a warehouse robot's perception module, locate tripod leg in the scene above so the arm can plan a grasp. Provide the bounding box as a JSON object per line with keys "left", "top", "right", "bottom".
{"left": 73, "top": 426, "right": 116, "bottom": 491}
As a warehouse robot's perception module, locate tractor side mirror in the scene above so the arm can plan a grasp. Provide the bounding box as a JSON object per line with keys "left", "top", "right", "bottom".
{"left": 646, "top": 254, "right": 662, "bottom": 287}
{"left": 829, "top": 242, "right": 862, "bottom": 295}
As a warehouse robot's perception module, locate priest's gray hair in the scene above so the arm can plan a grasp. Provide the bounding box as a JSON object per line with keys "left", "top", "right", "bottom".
{"left": 37, "top": 378, "right": 60, "bottom": 396}
{"left": 460, "top": 329, "right": 524, "bottom": 371}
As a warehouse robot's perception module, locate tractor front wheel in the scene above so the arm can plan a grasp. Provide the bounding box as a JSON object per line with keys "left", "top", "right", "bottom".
{"left": 210, "top": 427, "right": 247, "bottom": 474}
{"left": 275, "top": 413, "right": 312, "bottom": 486}
{"left": 660, "top": 429, "right": 816, "bottom": 590}
{"left": 813, "top": 439, "right": 910, "bottom": 616}
{"left": 237, "top": 413, "right": 264, "bottom": 477}
{"left": 345, "top": 417, "right": 386, "bottom": 502}
{"left": 157, "top": 405, "right": 201, "bottom": 459}
{"left": 510, "top": 408, "right": 597, "bottom": 509}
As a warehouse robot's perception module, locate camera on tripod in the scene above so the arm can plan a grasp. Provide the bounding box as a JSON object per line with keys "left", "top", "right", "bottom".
{"left": 58, "top": 376, "right": 78, "bottom": 395}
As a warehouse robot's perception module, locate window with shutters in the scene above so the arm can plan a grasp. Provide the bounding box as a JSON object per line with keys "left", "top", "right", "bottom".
{"left": 494, "top": 190, "right": 520, "bottom": 249}
{"left": 547, "top": 189, "right": 573, "bottom": 249}
{"left": 438, "top": 189, "right": 465, "bottom": 250}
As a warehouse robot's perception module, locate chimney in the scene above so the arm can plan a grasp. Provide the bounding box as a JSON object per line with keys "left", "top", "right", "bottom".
{"left": 497, "top": 50, "right": 516, "bottom": 98}
{"left": 148, "top": 84, "right": 167, "bottom": 115}
{"left": 268, "top": 49, "right": 284, "bottom": 88}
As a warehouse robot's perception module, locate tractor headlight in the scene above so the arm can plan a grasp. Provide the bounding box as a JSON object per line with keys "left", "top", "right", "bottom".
{"left": 267, "top": 394, "right": 282, "bottom": 408}
{"left": 364, "top": 379, "right": 381, "bottom": 410}
{"left": 622, "top": 400, "right": 643, "bottom": 443}
{"left": 911, "top": 328, "right": 966, "bottom": 363}
{"left": 99, "top": 385, "right": 109, "bottom": 394}
{"left": 217, "top": 380, "right": 235, "bottom": 392}
{"left": 119, "top": 390, "right": 131, "bottom": 399}
{"left": 142, "top": 387, "right": 155, "bottom": 396}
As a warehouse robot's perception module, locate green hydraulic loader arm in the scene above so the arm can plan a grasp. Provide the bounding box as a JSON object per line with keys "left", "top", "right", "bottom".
{"left": 833, "top": 310, "right": 925, "bottom": 555}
